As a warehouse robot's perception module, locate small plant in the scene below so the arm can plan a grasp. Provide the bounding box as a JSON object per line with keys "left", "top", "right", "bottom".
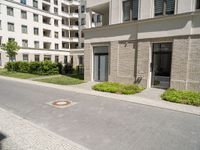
{"left": 161, "top": 89, "right": 200, "bottom": 106}
{"left": 92, "top": 82, "right": 144, "bottom": 95}
{"left": 2, "top": 40, "right": 20, "bottom": 61}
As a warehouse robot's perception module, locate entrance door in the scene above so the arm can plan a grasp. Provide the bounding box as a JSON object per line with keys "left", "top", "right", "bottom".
{"left": 151, "top": 43, "right": 172, "bottom": 89}
{"left": 94, "top": 54, "right": 108, "bottom": 82}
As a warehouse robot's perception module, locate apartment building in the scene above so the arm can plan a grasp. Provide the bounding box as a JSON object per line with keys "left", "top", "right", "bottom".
{"left": 0, "top": 0, "right": 86, "bottom": 67}
{"left": 84, "top": 0, "right": 200, "bottom": 91}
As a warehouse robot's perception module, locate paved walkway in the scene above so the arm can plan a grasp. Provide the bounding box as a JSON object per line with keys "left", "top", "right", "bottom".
{"left": 0, "top": 76, "right": 199, "bottom": 115}
{"left": 0, "top": 108, "right": 89, "bottom": 150}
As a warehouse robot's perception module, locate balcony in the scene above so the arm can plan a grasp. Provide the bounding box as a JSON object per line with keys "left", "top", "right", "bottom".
{"left": 42, "top": 3, "right": 50, "bottom": 12}
{"left": 43, "top": 16, "right": 51, "bottom": 25}
{"left": 62, "top": 0, "right": 80, "bottom": 6}
{"left": 43, "top": 42, "right": 51, "bottom": 49}
{"left": 87, "top": 2, "right": 109, "bottom": 28}
{"left": 43, "top": 29, "right": 51, "bottom": 38}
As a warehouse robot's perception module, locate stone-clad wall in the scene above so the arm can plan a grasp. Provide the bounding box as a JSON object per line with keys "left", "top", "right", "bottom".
{"left": 84, "top": 35, "right": 200, "bottom": 91}
{"left": 187, "top": 36, "right": 200, "bottom": 91}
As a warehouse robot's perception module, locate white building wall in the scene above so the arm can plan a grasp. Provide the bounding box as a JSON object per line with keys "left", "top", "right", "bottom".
{"left": 0, "top": 0, "right": 85, "bottom": 67}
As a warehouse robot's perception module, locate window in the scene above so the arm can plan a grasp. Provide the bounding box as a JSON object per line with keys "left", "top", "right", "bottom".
{"left": 64, "top": 56, "right": 68, "bottom": 64}
{"left": 22, "top": 40, "right": 28, "bottom": 47}
{"left": 197, "top": 0, "right": 200, "bottom": 9}
{"left": 8, "top": 38, "right": 15, "bottom": 42}
{"left": 21, "top": 10, "right": 27, "bottom": 19}
{"left": 33, "top": 0, "right": 38, "bottom": 8}
{"left": 10, "top": 56, "right": 16, "bottom": 62}
{"left": 0, "top": 53, "right": 2, "bottom": 66}
{"left": 7, "top": 7, "right": 14, "bottom": 16}
{"left": 35, "top": 55, "right": 40, "bottom": 62}
{"left": 54, "top": 0, "right": 58, "bottom": 5}
{"left": 21, "top": 0, "right": 26, "bottom": 5}
{"left": 23, "top": 54, "right": 29, "bottom": 62}
{"left": 54, "top": 32, "right": 59, "bottom": 38}
{"left": 8, "top": 22, "right": 14, "bottom": 32}
{"left": 54, "top": 7, "right": 58, "bottom": 14}
{"left": 78, "top": 56, "right": 84, "bottom": 65}
{"left": 34, "top": 28, "right": 39, "bottom": 35}
{"left": 81, "top": 5, "right": 85, "bottom": 13}
{"left": 123, "top": 0, "right": 138, "bottom": 22}
{"left": 33, "top": 14, "right": 39, "bottom": 22}
{"left": 55, "top": 44, "right": 59, "bottom": 50}
{"left": 54, "top": 19, "right": 58, "bottom": 26}
{"left": 34, "top": 41, "right": 39, "bottom": 48}
{"left": 55, "top": 56, "right": 59, "bottom": 63}
{"left": 97, "top": 15, "right": 102, "bottom": 23}
{"left": 21, "top": 25, "right": 28, "bottom": 34}
{"left": 0, "top": 36, "right": 2, "bottom": 46}
{"left": 81, "top": 18, "right": 85, "bottom": 25}
{"left": 154, "top": 0, "right": 175, "bottom": 16}
{"left": 0, "top": 20, "right": 2, "bottom": 30}
{"left": 44, "top": 55, "right": 51, "bottom": 61}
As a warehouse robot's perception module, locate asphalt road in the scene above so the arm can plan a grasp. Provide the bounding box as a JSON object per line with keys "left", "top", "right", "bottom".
{"left": 0, "top": 78, "right": 199, "bottom": 150}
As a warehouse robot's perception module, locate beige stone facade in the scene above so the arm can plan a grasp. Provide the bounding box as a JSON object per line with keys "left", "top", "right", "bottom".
{"left": 84, "top": 35, "right": 200, "bottom": 91}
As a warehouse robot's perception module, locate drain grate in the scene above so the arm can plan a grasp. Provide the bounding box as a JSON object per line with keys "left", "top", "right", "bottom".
{"left": 48, "top": 99, "right": 76, "bottom": 108}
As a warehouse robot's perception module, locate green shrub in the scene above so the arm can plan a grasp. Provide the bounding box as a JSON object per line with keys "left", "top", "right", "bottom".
{"left": 18, "top": 61, "right": 30, "bottom": 73}
{"left": 56, "top": 62, "right": 63, "bottom": 74}
{"left": 92, "top": 82, "right": 144, "bottom": 95}
{"left": 63, "top": 63, "right": 74, "bottom": 74}
{"left": 5, "top": 61, "right": 59, "bottom": 75}
{"left": 161, "top": 89, "right": 200, "bottom": 106}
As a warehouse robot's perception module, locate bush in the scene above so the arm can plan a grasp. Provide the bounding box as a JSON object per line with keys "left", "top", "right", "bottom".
{"left": 92, "top": 82, "right": 144, "bottom": 95}
{"left": 63, "top": 63, "right": 74, "bottom": 74}
{"left": 161, "top": 89, "right": 200, "bottom": 106}
{"left": 6, "top": 61, "right": 59, "bottom": 75}
{"left": 56, "top": 62, "right": 63, "bottom": 74}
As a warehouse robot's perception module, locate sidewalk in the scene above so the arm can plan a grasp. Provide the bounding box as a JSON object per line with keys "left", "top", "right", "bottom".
{"left": 0, "top": 107, "right": 89, "bottom": 150}
{"left": 0, "top": 75, "right": 199, "bottom": 116}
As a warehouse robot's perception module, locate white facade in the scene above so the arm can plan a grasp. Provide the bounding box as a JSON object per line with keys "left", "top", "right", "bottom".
{"left": 0, "top": 0, "right": 85, "bottom": 67}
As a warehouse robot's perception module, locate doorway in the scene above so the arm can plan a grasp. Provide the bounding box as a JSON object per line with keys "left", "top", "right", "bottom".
{"left": 93, "top": 46, "right": 108, "bottom": 82}
{"left": 151, "top": 43, "right": 172, "bottom": 89}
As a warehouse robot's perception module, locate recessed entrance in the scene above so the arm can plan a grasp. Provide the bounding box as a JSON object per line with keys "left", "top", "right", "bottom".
{"left": 151, "top": 43, "right": 172, "bottom": 89}
{"left": 93, "top": 46, "right": 108, "bottom": 82}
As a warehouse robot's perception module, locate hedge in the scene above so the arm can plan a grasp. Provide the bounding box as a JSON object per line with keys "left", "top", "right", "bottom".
{"left": 5, "top": 61, "right": 59, "bottom": 75}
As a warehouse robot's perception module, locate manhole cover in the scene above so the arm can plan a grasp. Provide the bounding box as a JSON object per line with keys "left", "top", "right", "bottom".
{"left": 48, "top": 99, "right": 76, "bottom": 108}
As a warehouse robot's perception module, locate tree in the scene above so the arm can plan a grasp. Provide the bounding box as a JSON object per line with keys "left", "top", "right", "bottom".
{"left": 2, "top": 40, "right": 20, "bottom": 62}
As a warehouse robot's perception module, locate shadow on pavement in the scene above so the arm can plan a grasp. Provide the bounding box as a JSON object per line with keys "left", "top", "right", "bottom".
{"left": 0, "top": 132, "right": 7, "bottom": 150}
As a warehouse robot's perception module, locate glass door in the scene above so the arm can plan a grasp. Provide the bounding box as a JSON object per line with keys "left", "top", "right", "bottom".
{"left": 151, "top": 43, "right": 172, "bottom": 89}
{"left": 93, "top": 54, "right": 108, "bottom": 82}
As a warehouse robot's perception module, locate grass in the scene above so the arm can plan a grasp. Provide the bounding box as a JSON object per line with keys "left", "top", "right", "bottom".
{"left": 161, "top": 89, "right": 200, "bottom": 106}
{"left": 36, "top": 74, "right": 84, "bottom": 85}
{"left": 92, "top": 82, "right": 144, "bottom": 95}
{"left": 0, "top": 69, "right": 40, "bottom": 79}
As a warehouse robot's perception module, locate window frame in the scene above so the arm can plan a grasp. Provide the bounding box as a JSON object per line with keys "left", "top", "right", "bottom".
{"left": 154, "top": 0, "right": 175, "bottom": 17}
{"left": 196, "top": 0, "right": 200, "bottom": 9}
{"left": 23, "top": 54, "right": 29, "bottom": 62}
{"left": 122, "top": 0, "right": 139, "bottom": 22}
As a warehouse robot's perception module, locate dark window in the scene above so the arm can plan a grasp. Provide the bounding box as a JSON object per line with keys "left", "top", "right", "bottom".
{"left": 64, "top": 56, "right": 68, "bottom": 64}
{"left": 123, "top": 0, "right": 130, "bottom": 21}
{"left": 23, "top": 54, "right": 29, "bottom": 62}
{"left": 78, "top": 56, "right": 84, "bottom": 65}
{"left": 123, "top": 0, "right": 138, "bottom": 22}
{"left": 155, "top": 0, "right": 175, "bottom": 16}
{"left": 55, "top": 56, "right": 59, "bottom": 63}
{"left": 81, "top": 5, "right": 85, "bottom": 13}
{"left": 44, "top": 55, "right": 51, "bottom": 61}
{"left": 21, "top": 0, "right": 26, "bottom": 5}
{"left": 35, "top": 55, "right": 40, "bottom": 62}
{"left": 197, "top": 0, "right": 200, "bottom": 9}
